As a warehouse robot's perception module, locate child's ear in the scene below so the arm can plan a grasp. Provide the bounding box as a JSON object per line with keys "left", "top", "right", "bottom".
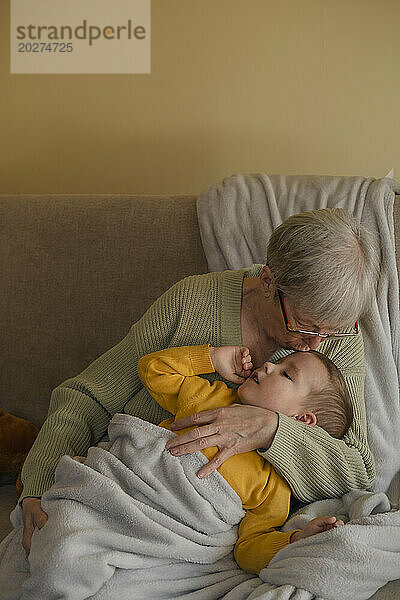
{"left": 291, "top": 411, "right": 317, "bottom": 427}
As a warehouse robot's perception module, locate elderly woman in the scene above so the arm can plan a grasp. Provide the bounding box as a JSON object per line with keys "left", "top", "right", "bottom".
{"left": 21, "top": 207, "right": 378, "bottom": 554}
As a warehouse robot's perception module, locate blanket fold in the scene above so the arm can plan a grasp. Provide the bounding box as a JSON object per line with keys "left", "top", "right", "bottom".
{"left": 263, "top": 490, "right": 400, "bottom": 600}
{"left": 0, "top": 416, "right": 399, "bottom": 600}
{"left": 1, "top": 415, "right": 251, "bottom": 600}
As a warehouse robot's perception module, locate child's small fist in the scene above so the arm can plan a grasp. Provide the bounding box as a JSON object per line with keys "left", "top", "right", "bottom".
{"left": 240, "top": 347, "right": 253, "bottom": 377}
{"left": 209, "top": 346, "right": 253, "bottom": 384}
{"left": 292, "top": 515, "right": 344, "bottom": 542}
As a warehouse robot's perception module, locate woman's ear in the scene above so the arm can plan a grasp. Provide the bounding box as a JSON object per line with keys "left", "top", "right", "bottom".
{"left": 291, "top": 411, "right": 317, "bottom": 427}
{"left": 260, "top": 265, "right": 275, "bottom": 296}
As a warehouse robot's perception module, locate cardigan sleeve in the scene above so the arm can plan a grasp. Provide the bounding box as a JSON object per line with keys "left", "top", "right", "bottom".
{"left": 20, "top": 279, "right": 189, "bottom": 503}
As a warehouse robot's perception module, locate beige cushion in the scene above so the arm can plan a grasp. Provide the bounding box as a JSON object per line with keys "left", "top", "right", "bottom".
{"left": 0, "top": 195, "right": 207, "bottom": 427}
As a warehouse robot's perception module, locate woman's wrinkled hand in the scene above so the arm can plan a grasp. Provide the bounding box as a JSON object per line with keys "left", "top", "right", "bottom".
{"left": 166, "top": 404, "right": 279, "bottom": 478}
{"left": 21, "top": 497, "right": 48, "bottom": 556}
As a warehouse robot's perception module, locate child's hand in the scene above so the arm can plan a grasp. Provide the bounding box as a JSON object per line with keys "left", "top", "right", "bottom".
{"left": 209, "top": 346, "right": 253, "bottom": 384}
{"left": 291, "top": 516, "right": 344, "bottom": 543}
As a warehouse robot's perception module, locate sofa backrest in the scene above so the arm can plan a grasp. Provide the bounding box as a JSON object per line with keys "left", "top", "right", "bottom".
{"left": 0, "top": 195, "right": 207, "bottom": 426}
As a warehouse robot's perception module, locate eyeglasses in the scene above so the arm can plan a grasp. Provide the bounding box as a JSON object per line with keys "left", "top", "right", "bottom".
{"left": 277, "top": 290, "right": 359, "bottom": 339}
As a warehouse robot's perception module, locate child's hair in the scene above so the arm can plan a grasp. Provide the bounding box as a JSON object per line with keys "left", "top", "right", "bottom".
{"left": 299, "top": 350, "right": 353, "bottom": 439}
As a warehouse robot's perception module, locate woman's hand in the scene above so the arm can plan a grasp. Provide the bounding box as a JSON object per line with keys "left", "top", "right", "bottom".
{"left": 209, "top": 346, "right": 253, "bottom": 384}
{"left": 166, "top": 404, "right": 279, "bottom": 478}
{"left": 21, "top": 497, "right": 48, "bottom": 556}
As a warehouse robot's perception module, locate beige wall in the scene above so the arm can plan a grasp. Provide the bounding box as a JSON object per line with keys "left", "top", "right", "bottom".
{"left": 0, "top": 0, "right": 399, "bottom": 195}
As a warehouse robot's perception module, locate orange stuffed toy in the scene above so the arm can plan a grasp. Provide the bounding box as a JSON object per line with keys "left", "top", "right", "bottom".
{"left": 0, "top": 409, "right": 39, "bottom": 496}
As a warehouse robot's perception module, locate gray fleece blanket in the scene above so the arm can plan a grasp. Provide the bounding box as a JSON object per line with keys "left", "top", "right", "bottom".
{"left": 0, "top": 415, "right": 251, "bottom": 600}
{"left": 196, "top": 173, "right": 400, "bottom": 599}
{"left": 0, "top": 414, "right": 398, "bottom": 600}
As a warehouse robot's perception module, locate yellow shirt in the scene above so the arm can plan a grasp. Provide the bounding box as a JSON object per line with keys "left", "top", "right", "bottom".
{"left": 138, "top": 344, "right": 299, "bottom": 574}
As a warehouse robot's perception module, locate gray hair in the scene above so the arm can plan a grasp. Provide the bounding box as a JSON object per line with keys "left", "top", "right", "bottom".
{"left": 266, "top": 208, "right": 380, "bottom": 327}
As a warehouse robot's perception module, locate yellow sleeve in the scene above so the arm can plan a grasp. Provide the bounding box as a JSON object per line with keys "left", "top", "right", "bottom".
{"left": 137, "top": 345, "right": 223, "bottom": 416}
{"left": 234, "top": 469, "right": 300, "bottom": 574}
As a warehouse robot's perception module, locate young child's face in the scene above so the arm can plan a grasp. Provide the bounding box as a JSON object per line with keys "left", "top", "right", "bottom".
{"left": 237, "top": 352, "right": 328, "bottom": 417}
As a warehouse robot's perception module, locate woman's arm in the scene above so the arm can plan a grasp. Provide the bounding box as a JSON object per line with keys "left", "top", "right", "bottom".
{"left": 167, "top": 331, "right": 373, "bottom": 501}
{"left": 20, "top": 279, "right": 185, "bottom": 503}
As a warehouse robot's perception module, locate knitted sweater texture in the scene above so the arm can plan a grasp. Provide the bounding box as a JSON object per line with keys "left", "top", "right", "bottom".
{"left": 21, "top": 265, "right": 373, "bottom": 503}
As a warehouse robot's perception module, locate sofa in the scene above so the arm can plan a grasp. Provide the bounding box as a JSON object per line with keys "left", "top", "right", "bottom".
{"left": 1, "top": 191, "right": 399, "bottom": 543}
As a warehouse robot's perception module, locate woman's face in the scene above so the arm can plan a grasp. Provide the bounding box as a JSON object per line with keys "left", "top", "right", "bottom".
{"left": 259, "top": 266, "right": 338, "bottom": 352}
{"left": 275, "top": 297, "right": 330, "bottom": 351}
{"left": 271, "top": 293, "right": 338, "bottom": 352}
{"left": 274, "top": 327, "right": 324, "bottom": 352}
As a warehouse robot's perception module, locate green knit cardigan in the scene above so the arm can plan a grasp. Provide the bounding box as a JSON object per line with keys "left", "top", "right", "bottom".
{"left": 21, "top": 265, "right": 373, "bottom": 503}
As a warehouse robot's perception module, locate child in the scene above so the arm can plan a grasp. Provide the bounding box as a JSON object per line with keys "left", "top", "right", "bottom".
{"left": 138, "top": 344, "right": 350, "bottom": 574}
